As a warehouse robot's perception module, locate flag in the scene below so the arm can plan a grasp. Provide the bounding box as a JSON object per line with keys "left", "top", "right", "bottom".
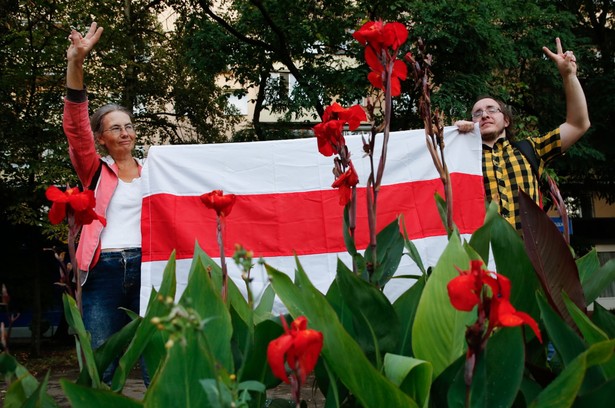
{"left": 140, "top": 127, "right": 484, "bottom": 312}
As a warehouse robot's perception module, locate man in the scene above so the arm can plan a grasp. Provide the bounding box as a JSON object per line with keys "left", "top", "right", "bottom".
{"left": 456, "top": 38, "right": 590, "bottom": 230}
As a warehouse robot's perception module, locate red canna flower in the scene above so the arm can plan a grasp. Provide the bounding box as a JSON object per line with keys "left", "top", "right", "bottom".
{"left": 200, "top": 190, "right": 237, "bottom": 217}
{"left": 314, "top": 119, "right": 345, "bottom": 157}
{"left": 353, "top": 20, "right": 408, "bottom": 53}
{"left": 314, "top": 103, "right": 366, "bottom": 157}
{"left": 331, "top": 162, "right": 359, "bottom": 206}
{"left": 447, "top": 259, "right": 495, "bottom": 311}
{"left": 354, "top": 20, "right": 408, "bottom": 97}
{"left": 267, "top": 315, "right": 323, "bottom": 386}
{"left": 447, "top": 260, "right": 542, "bottom": 342}
{"left": 365, "top": 47, "right": 408, "bottom": 97}
{"left": 45, "top": 185, "right": 106, "bottom": 226}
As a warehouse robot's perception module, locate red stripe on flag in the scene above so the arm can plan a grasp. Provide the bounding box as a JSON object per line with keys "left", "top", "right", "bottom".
{"left": 142, "top": 173, "right": 484, "bottom": 262}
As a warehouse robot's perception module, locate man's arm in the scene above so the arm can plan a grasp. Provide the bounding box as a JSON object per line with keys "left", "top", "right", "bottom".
{"left": 543, "top": 38, "right": 590, "bottom": 152}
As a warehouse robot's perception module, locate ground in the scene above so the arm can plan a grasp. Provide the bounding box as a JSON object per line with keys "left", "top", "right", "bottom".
{"left": 1, "top": 340, "right": 325, "bottom": 407}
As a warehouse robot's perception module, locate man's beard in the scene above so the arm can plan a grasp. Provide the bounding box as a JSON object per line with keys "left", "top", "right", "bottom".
{"left": 481, "top": 129, "right": 503, "bottom": 143}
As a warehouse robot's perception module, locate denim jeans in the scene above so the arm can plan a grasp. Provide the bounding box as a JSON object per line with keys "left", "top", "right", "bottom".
{"left": 82, "top": 248, "right": 145, "bottom": 385}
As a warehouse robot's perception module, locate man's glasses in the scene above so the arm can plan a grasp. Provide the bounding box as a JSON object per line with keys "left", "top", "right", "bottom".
{"left": 103, "top": 124, "right": 135, "bottom": 136}
{"left": 471, "top": 107, "right": 501, "bottom": 120}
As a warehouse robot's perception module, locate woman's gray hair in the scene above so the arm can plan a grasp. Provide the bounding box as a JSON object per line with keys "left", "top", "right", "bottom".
{"left": 90, "top": 104, "right": 133, "bottom": 136}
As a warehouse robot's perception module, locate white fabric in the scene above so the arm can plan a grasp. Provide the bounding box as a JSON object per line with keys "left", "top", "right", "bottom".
{"left": 140, "top": 127, "right": 484, "bottom": 312}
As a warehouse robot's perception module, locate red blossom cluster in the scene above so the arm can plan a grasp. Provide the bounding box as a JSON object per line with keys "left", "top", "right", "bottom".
{"left": 200, "top": 190, "right": 236, "bottom": 217}
{"left": 267, "top": 315, "right": 323, "bottom": 387}
{"left": 45, "top": 185, "right": 106, "bottom": 227}
{"left": 448, "top": 260, "right": 542, "bottom": 342}
{"left": 353, "top": 20, "right": 408, "bottom": 96}
{"left": 313, "top": 102, "right": 365, "bottom": 206}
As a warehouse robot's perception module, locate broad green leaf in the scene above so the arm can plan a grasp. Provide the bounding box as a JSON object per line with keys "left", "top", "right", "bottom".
{"left": 77, "top": 315, "right": 141, "bottom": 386}
{"left": 573, "top": 376, "right": 615, "bottom": 407}
{"left": 336, "top": 259, "right": 400, "bottom": 366}
{"left": 60, "top": 379, "right": 142, "bottom": 408}
{"left": 577, "top": 248, "right": 600, "bottom": 285}
{"left": 519, "top": 190, "right": 586, "bottom": 330}
{"left": 468, "top": 201, "right": 500, "bottom": 263}
{"left": 591, "top": 302, "right": 615, "bottom": 338}
{"left": 529, "top": 340, "right": 615, "bottom": 407}
{"left": 253, "top": 284, "right": 275, "bottom": 324}
{"left": 144, "top": 328, "right": 216, "bottom": 407}
{"left": 199, "top": 379, "right": 232, "bottom": 407}
{"left": 537, "top": 292, "right": 605, "bottom": 393}
{"left": 63, "top": 294, "right": 101, "bottom": 388}
{"left": 583, "top": 259, "right": 615, "bottom": 305}
{"left": 14, "top": 371, "right": 57, "bottom": 408}
{"left": 563, "top": 294, "right": 615, "bottom": 378}
{"left": 470, "top": 327, "right": 524, "bottom": 408}
{"left": 0, "top": 352, "right": 40, "bottom": 407}
{"left": 112, "top": 252, "right": 177, "bottom": 391}
{"left": 412, "top": 231, "right": 473, "bottom": 377}
{"left": 179, "top": 250, "right": 234, "bottom": 373}
{"left": 369, "top": 217, "right": 404, "bottom": 286}
{"left": 393, "top": 276, "right": 426, "bottom": 357}
{"left": 489, "top": 210, "right": 541, "bottom": 325}
{"left": 238, "top": 319, "right": 283, "bottom": 388}
{"left": 267, "top": 260, "right": 419, "bottom": 407}
{"left": 430, "top": 355, "right": 464, "bottom": 408}
{"left": 383, "top": 354, "right": 432, "bottom": 408}
{"left": 192, "top": 242, "right": 251, "bottom": 328}
{"left": 564, "top": 294, "right": 609, "bottom": 345}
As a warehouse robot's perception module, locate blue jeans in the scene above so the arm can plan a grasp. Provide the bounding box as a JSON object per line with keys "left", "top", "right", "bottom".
{"left": 82, "top": 248, "right": 145, "bottom": 385}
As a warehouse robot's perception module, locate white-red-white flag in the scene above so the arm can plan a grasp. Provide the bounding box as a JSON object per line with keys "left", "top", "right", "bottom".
{"left": 140, "top": 127, "right": 484, "bottom": 312}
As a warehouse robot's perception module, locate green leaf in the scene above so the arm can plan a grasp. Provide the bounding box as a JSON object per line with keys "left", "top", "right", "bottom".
{"left": 563, "top": 294, "right": 615, "bottom": 378}
{"left": 469, "top": 327, "right": 524, "bottom": 408}
{"left": 573, "top": 376, "right": 615, "bottom": 407}
{"left": 529, "top": 340, "right": 615, "bottom": 407}
{"left": 519, "top": 190, "right": 586, "bottom": 330}
{"left": 468, "top": 201, "right": 500, "bottom": 263}
{"left": 253, "top": 284, "right": 275, "bottom": 324}
{"left": 238, "top": 319, "right": 284, "bottom": 388}
{"left": 591, "top": 302, "right": 615, "bottom": 338}
{"left": 77, "top": 315, "right": 141, "bottom": 386}
{"left": 370, "top": 217, "right": 405, "bottom": 287}
{"left": 489, "top": 210, "right": 542, "bottom": 326}
{"left": 62, "top": 294, "right": 101, "bottom": 388}
{"left": 335, "top": 259, "right": 401, "bottom": 367}
{"left": 577, "top": 248, "right": 601, "bottom": 285}
{"left": 267, "top": 259, "right": 419, "bottom": 407}
{"left": 400, "top": 214, "right": 426, "bottom": 274}
{"left": 60, "top": 379, "right": 142, "bottom": 408}
{"left": 393, "top": 276, "right": 426, "bottom": 357}
{"left": 583, "top": 259, "right": 615, "bottom": 305}
{"left": 144, "top": 328, "right": 217, "bottom": 407}
{"left": 383, "top": 354, "right": 432, "bottom": 408}
{"left": 537, "top": 292, "right": 605, "bottom": 393}
{"left": 112, "top": 251, "right": 177, "bottom": 391}
{"left": 412, "top": 231, "right": 473, "bottom": 377}
{"left": 0, "top": 352, "right": 40, "bottom": 407}
{"left": 434, "top": 192, "right": 450, "bottom": 234}
{"left": 179, "top": 247, "right": 234, "bottom": 373}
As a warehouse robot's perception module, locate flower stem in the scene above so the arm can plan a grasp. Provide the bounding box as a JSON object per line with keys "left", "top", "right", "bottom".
{"left": 218, "top": 216, "right": 228, "bottom": 303}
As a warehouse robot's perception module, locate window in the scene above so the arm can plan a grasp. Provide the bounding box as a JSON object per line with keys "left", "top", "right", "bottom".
{"left": 227, "top": 93, "right": 248, "bottom": 115}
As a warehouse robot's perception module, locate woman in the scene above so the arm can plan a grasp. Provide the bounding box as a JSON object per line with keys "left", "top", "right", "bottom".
{"left": 64, "top": 22, "right": 145, "bottom": 385}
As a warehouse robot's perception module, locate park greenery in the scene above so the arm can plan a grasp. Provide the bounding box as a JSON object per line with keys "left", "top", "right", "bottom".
{"left": 1, "top": 1, "right": 615, "bottom": 403}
